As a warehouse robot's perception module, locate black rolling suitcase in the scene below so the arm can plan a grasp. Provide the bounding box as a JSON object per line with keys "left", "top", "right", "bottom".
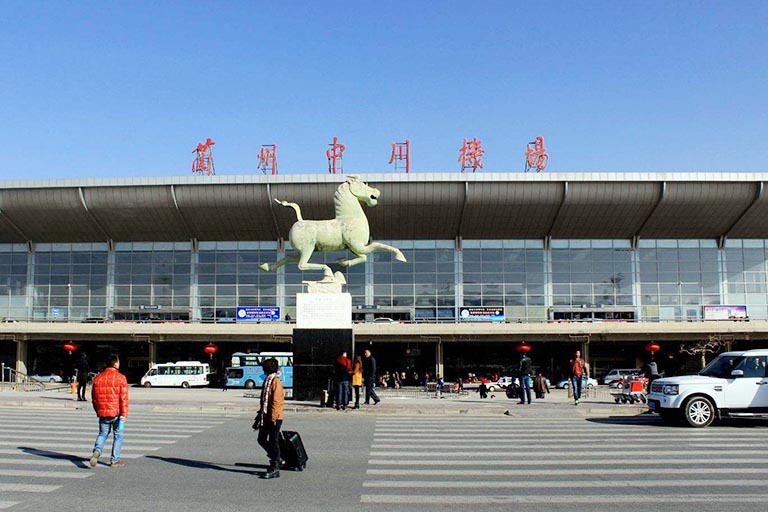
{"left": 280, "top": 430, "right": 308, "bottom": 471}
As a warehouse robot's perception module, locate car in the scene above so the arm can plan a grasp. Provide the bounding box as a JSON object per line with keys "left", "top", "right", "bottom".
{"left": 602, "top": 368, "right": 642, "bottom": 385}
{"left": 555, "top": 377, "right": 598, "bottom": 389}
{"left": 487, "top": 376, "right": 516, "bottom": 392}
{"left": 372, "top": 317, "right": 395, "bottom": 323}
{"left": 28, "top": 372, "right": 64, "bottom": 383}
{"left": 647, "top": 349, "right": 768, "bottom": 428}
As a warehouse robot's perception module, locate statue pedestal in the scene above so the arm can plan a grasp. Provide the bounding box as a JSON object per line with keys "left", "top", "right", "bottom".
{"left": 292, "top": 284, "right": 353, "bottom": 402}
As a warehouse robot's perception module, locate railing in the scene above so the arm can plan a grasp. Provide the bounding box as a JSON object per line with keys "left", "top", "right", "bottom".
{"left": 0, "top": 366, "right": 45, "bottom": 392}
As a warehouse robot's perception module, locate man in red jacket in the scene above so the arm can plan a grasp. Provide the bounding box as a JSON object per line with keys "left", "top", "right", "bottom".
{"left": 89, "top": 354, "right": 129, "bottom": 468}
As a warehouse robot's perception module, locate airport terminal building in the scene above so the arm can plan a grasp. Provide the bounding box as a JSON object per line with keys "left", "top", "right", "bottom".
{"left": 2, "top": 172, "right": 768, "bottom": 383}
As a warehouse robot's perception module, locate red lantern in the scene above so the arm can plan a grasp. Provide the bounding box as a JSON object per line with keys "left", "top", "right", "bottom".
{"left": 516, "top": 343, "right": 531, "bottom": 353}
{"left": 203, "top": 343, "right": 218, "bottom": 359}
{"left": 645, "top": 342, "right": 660, "bottom": 353}
{"left": 63, "top": 342, "right": 78, "bottom": 354}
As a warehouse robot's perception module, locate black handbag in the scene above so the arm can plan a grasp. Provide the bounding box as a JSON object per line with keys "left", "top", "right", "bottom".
{"left": 252, "top": 411, "right": 264, "bottom": 430}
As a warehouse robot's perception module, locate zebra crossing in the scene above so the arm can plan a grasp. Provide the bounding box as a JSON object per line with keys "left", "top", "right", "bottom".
{"left": 362, "top": 414, "right": 768, "bottom": 511}
{"left": 0, "top": 406, "right": 235, "bottom": 510}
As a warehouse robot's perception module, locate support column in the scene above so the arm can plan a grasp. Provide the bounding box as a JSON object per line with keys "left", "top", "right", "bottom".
{"left": 148, "top": 340, "right": 157, "bottom": 368}
{"left": 435, "top": 339, "right": 444, "bottom": 379}
{"left": 15, "top": 339, "right": 28, "bottom": 382}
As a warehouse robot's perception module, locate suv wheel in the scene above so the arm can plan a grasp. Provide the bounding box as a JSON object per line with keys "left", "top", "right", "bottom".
{"left": 684, "top": 396, "right": 715, "bottom": 428}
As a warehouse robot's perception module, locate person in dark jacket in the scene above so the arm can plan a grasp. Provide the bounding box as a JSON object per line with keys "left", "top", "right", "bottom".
{"left": 89, "top": 354, "right": 129, "bottom": 468}
{"left": 76, "top": 352, "right": 89, "bottom": 402}
{"left": 533, "top": 373, "right": 550, "bottom": 399}
{"left": 362, "top": 349, "right": 380, "bottom": 405}
{"left": 334, "top": 351, "right": 352, "bottom": 410}
{"left": 478, "top": 381, "right": 488, "bottom": 399}
{"left": 518, "top": 353, "right": 533, "bottom": 405}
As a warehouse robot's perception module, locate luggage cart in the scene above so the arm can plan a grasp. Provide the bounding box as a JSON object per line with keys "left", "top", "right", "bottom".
{"left": 612, "top": 375, "right": 648, "bottom": 404}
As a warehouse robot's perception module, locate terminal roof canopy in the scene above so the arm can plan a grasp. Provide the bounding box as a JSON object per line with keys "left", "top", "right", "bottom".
{"left": 1, "top": 173, "right": 767, "bottom": 243}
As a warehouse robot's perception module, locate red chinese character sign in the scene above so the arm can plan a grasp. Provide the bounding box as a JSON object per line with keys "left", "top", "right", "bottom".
{"left": 326, "top": 136, "right": 346, "bottom": 174}
{"left": 458, "top": 137, "right": 484, "bottom": 172}
{"left": 525, "top": 135, "right": 549, "bottom": 172}
{"left": 192, "top": 138, "right": 216, "bottom": 176}
{"left": 257, "top": 144, "right": 277, "bottom": 175}
{"left": 389, "top": 140, "right": 411, "bottom": 173}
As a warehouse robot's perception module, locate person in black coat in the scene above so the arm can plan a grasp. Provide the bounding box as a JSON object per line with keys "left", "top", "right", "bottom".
{"left": 362, "top": 349, "right": 380, "bottom": 405}
{"left": 76, "top": 353, "right": 89, "bottom": 402}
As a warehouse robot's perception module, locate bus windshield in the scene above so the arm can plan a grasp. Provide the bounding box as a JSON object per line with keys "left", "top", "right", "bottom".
{"left": 225, "top": 352, "right": 293, "bottom": 389}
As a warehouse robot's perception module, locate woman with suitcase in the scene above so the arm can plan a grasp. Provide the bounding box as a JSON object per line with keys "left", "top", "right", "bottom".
{"left": 256, "top": 357, "right": 284, "bottom": 479}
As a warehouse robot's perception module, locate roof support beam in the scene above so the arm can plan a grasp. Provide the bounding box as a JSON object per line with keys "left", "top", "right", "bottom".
{"left": 169, "top": 185, "right": 194, "bottom": 240}
{"left": 78, "top": 187, "right": 113, "bottom": 242}
{"left": 545, "top": 181, "right": 568, "bottom": 240}
{"left": 632, "top": 181, "right": 665, "bottom": 242}
{"left": 456, "top": 180, "right": 470, "bottom": 239}
{"left": 0, "top": 207, "right": 31, "bottom": 243}
{"left": 721, "top": 181, "right": 764, "bottom": 247}
{"left": 266, "top": 184, "right": 282, "bottom": 240}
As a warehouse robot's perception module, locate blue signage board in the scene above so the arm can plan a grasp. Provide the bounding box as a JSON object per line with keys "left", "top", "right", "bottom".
{"left": 236, "top": 306, "right": 281, "bottom": 322}
{"left": 459, "top": 307, "right": 505, "bottom": 322}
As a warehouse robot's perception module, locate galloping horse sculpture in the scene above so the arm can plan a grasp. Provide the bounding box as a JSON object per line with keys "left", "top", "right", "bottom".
{"left": 259, "top": 176, "right": 407, "bottom": 283}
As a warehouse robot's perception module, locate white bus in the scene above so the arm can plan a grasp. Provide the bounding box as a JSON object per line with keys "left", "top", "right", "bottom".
{"left": 140, "top": 361, "right": 211, "bottom": 388}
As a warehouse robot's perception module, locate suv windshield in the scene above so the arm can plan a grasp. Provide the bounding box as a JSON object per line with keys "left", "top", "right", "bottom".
{"left": 699, "top": 354, "right": 744, "bottom": 378}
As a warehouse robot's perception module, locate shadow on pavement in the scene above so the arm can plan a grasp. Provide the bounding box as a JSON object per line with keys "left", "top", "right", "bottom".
{"left": 585, "top": 415, "right": 665, "bottom": 426}
{"left": 146, "top": 455, "right": 265, "bottom": 475}
{"left": 19, "top": 446, "right": 88, "bottom": 467}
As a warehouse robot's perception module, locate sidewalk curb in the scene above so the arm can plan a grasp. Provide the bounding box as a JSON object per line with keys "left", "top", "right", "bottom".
{"left": 0, "top": 397, "right": 649, "bottom": 416}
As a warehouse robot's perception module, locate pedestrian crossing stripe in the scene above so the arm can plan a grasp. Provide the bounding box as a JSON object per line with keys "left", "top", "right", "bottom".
{"left": 363, "top": 479, "right": 768, "bottom": 488}
{"left": 367, "top": 457, "right": 768, "bottom": 465}
{"left": 366, "top": 467, "right": 768, "bottom": 476}
{"left": 360, "top": 494, "right": 768, "bottom": 505}
{"left": 0, "top": 469, "right": 91, "bottom": 478}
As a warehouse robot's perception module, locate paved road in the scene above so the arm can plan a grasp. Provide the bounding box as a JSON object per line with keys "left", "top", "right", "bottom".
{"left": 1, "top": 405, "right": 767, "bottom": 511}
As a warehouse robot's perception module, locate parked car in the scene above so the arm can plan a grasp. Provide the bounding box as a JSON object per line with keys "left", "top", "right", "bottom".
{"left": 648, "top": 349, "right": 768, "bottom": 428}
{"left": 602, "top": 368, "right": 642, "bottom": 385}
{"left": 28, "top": 372, "right": 64, "bottom": 383}
{"left": 555, "top": 377, "right": 598, "bottom": 389}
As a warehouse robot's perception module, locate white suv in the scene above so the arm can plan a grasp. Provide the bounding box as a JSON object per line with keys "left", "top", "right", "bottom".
{"left": 647, "top": 349, "right": 768, "bottom": 427}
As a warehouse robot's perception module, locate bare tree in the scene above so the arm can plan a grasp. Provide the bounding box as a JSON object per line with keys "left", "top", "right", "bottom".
{"left": 679, "top": 335, "right": 732, "bottom": 369}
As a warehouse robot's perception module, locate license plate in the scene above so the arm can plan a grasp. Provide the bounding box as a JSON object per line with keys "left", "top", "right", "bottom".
{"left": 648, "top": 401, "right": 656, "bottom": 411}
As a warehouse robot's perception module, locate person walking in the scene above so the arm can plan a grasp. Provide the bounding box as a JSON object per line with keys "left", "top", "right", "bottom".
{"left": 89, "top": 354, "right": 128, "bottom": 468}
{"left": 334, "top": 351, "right": 352, "bottom": 410}
{"left": 570, "top": 350, "right": 587, "bottom": 405}
{"left": 518, "top": 352, "right": 533, "bottom": 405}
{"left": 256, "top": 357, "right": 285, "bottom": 479}
{"left": 351, "top": 355, "right": 363, "bottom": 409}
{"left": 362, "top": 349, "right": 380, "bottom": 405}
{"left": 478, "top": 381, "right": 488, "bottom": 399}
{"left": 76, "top": 352, "right": 89, "bottom": 402}
{"left": 533, "top": 372, "right": 550, "bottom": 399}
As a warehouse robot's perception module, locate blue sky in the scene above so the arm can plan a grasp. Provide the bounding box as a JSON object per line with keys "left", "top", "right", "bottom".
{"left": 1, "top": 1, "right": 767, "bottom": 179}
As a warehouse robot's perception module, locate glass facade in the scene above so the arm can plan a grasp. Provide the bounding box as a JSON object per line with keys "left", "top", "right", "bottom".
{"left": 0, "top": 244, "right": 28, "bottom": 321}
{"left": 3, "top": 239, "right": 768, "bottom": 322}
{"left": 114, "top": 242, "right": 191, "bottom": 317}
{"left": 551, "top": 240, "right": 633, "bottom": 307}
{"left": 373, "top": 241, "right": 455, "bottom": 322}
{"left": 198, "top": 241, "right": 277, "bottom": 322}
{"left": 638, "top": 240, "right": 720, "bottom": 321}
{"left": 32, "top": 243, "right": 108, "bottom": 321}
{"left": 463, "top": 240, "right": 546, "bottom": 322}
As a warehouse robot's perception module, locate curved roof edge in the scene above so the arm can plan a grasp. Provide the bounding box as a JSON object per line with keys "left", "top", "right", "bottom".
{"left": 2, "top": 171, "right": 768, "bottom": 189}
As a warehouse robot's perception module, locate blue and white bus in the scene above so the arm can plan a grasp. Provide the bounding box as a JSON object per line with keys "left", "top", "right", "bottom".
{"left": 225, "top": 352, "right": 293, "bottom": 389}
